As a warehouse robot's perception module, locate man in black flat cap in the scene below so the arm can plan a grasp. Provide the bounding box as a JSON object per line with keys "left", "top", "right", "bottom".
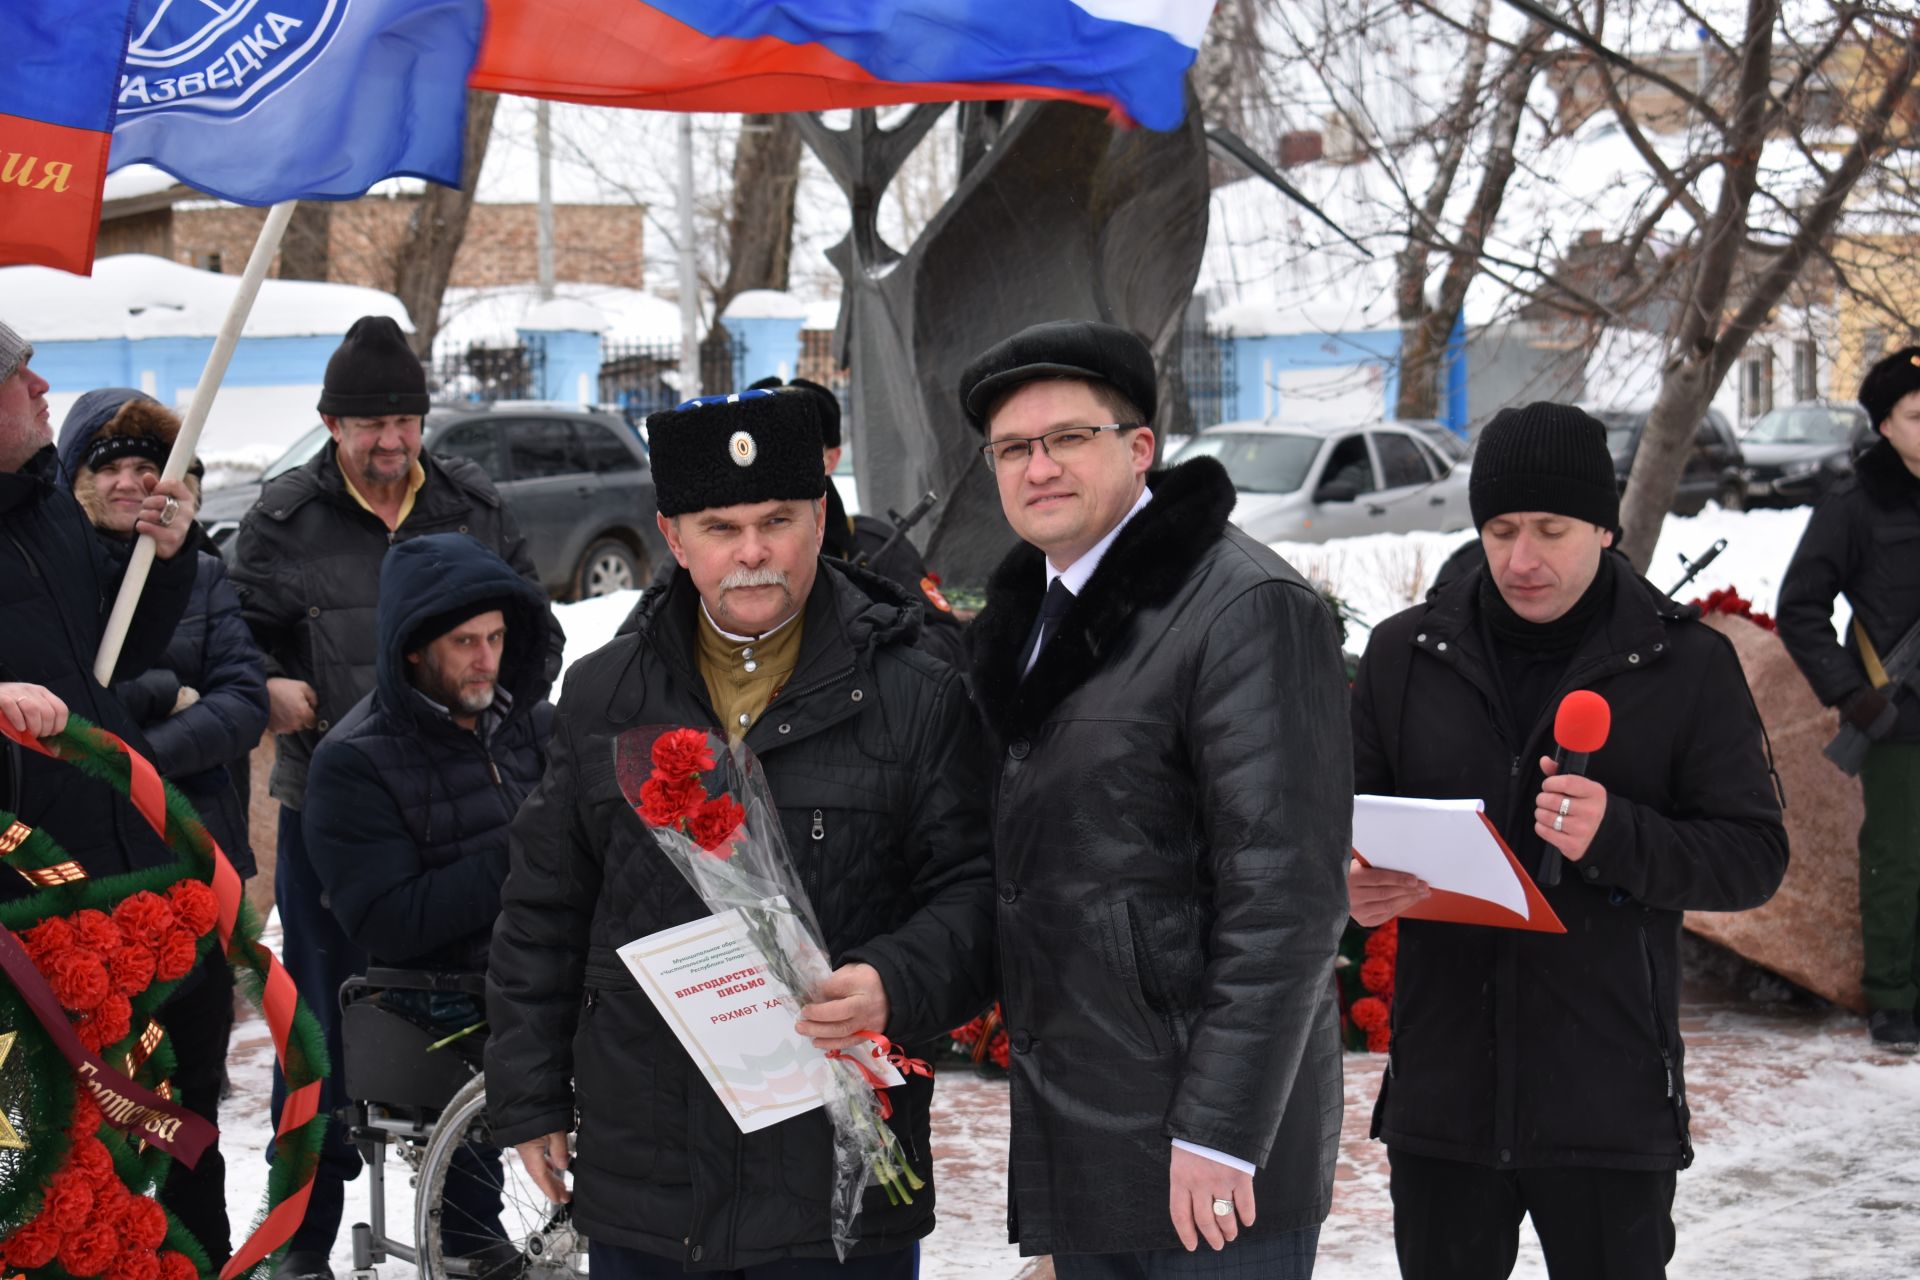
{"left": 1780, "top": 345, "right": 1920, "bottom": 1052}
{"left": 960, "top": 319, "right": 1352, "bottom": 1277}
{"left": 487, "top": 387, "right": 994, "bottom": 1277}
{"left": 228, "top": 314, "right": 544, "bottom": 1280}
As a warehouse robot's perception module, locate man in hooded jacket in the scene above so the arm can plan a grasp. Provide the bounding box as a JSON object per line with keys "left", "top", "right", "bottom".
{"left": 486, "top": 386, "right": 994, "bottom": 1277}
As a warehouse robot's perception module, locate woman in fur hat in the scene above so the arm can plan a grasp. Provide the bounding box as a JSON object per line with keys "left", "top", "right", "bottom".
{"left": 57, "top": 389, "right": 271, "bottom": 1267}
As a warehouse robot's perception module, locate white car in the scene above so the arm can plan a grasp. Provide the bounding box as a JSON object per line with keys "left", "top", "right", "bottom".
{"left": 1170, "top": 420, "right": 1473, "bottom": 544}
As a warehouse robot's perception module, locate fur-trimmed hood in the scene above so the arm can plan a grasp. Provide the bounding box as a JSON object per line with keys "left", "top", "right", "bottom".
{"left": 55, "top": 389, "right": 199, "bottom": 528}
{"left": 969, "top": 456, "right": 1238, "bottom": 739}
{"left": 1853, "top": 437, "right": 1920, "bottom": 510}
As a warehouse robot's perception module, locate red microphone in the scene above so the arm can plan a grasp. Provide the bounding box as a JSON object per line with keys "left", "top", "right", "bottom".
{"left": 1540, "top": 691, "right": 1611, "bottom": 885}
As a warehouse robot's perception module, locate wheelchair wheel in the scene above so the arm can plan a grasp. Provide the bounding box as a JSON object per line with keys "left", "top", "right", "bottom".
{"left": 413, "top": 1074, "right": 587, "bottom": 1279}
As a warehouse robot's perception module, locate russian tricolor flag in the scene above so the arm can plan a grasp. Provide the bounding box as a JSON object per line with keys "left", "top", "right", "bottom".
{"left": 474, "top": 0, "right": 1214, "bottom": 131}
{"left": 0, "top": 3, "right": 136, "bottom": 274}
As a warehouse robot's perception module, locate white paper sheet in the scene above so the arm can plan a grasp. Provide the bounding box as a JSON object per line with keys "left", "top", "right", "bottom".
{"left": 1351, "top": 795, "right": 1531, "bottom": 920}
{"left": 618, "top": 904, "right": 903, "bottom": 1134}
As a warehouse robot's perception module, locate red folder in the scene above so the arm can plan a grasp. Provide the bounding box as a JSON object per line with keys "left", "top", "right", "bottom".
{"left": 1354, "top": 810, "right": 1565, "bottom": 934}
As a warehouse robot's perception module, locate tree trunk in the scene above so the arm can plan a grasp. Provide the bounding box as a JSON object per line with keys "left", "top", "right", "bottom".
{"left": 714, "top": 113, "right": 803, "bottom": 319}
{"left": 278, "top": 202, "right": 332, "bottom": 281}
{"left": 393, "top": 89, "right": 499, "bottom": 358}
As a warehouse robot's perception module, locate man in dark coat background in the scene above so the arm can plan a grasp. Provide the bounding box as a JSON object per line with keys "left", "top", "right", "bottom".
{"left": 486, "top": 387, "right": 995, "bottom": 1278}
{"left": 961, "top": 320, "right": 1353, "bottom": 1277}
{"left": 228, "top": 315, "right": 544, "bottom": 1280}
{"left": 1778, "top": 346, "right": 1920, "bottom": 1051}
{"left": 56, "top": 386, "right": 271, "bottom": 1268}
{"left": 305, "top": 533, "right": 557, "bottom": 1279}
{"left": 1348, "top": 403, "right": 1788, "bottom": 1279}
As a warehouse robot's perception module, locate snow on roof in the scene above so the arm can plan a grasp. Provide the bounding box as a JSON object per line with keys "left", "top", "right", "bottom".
{"left": 3, "top": 254, "right": 410, "bottom": 341}
{"left": 721, "top": 289, "right": 809, "bottom": 321}
{"left": 803, "top": 298, "right": 841, "bottom": 332}
{"left": 102, "top": 164, "right": 183, "bottom": 203}
{"left": 521, "top": 297, "right": 610, "bottom": 333}
{"left": 435, "top": 282, "right": 681, "bottom": 353}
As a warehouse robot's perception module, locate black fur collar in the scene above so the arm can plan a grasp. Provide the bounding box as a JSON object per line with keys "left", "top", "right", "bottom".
{"left": 970, "top": 456, "right": 1237, "bottom": 739}
{"left": 1854, "top": 439, "right": 1920, "bottom": 510}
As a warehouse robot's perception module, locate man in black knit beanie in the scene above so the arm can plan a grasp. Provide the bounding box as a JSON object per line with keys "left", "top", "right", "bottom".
{"left": 1348, "top": 401, "right": 1786, "bottom": 1279}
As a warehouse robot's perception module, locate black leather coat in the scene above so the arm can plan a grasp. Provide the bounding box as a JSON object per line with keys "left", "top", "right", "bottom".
{"left": 1778, "top": 439, "right": 1920, "bottom": 741}
{"left": 485, "top": 562, "right": 995, "bottom": 1271}
{"left": 967, "top": 458, "right": 1353, "bottom": 1257}
{"left": 1352, "top": 555, "right": 1787, "bottom": 1171}
{"left": 228, "top": 442, "right": 538, "bottom": 807}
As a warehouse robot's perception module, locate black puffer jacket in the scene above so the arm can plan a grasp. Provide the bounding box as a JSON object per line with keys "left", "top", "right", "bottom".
{"left": 305, "top": 534, "right": 555, "bottom": 973}
{"left": 1778, "top": 439, "right": 1920, "bottom": 742}
{"left": 228, "top": 441, "right": 540, "bottom": 808}
{"left": 967, "top": 458, "right": 1353, "bottom": 1257}
{"left": 0, "top": 446, "right": 192, "bottom": 889}
{"left": 485, "top": 561, "right": 995, "bottom": 1271}
{"left": 1351, "top": 554, "right": 1788, "bottom": 1171}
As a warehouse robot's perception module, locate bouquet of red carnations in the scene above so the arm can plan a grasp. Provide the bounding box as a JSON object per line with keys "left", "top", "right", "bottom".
{"left": 614, "top": 726, "right": 924, "bottom": 1260}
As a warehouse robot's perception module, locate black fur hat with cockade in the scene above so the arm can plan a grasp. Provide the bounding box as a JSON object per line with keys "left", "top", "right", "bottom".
{"left": 648, "top": 387, "right": 828, "bottom": 517}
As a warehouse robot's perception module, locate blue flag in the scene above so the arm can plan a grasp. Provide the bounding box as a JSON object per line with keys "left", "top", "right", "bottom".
{"left": 109, "top": 0, "right": 486, "bottom": 205}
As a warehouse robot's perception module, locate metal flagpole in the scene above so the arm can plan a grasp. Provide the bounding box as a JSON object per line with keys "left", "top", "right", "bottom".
{"left": 92, "top": 198, "right": 299, "bottom": 686}
{"left": 677, "top": 114, "right": 701, "bottom": 401}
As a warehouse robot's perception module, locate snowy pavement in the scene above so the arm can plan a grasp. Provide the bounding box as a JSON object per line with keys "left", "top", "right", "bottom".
{"left": 219, "top": 939, "right": 1920, "bottom": 1279}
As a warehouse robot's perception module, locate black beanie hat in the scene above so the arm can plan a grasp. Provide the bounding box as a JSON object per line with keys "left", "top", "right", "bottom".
{"left": 1469, "top": 402, "right": 1620, "bottom": 531}
{"left": 649, "top": 388, "right": 827, "bottom": 517}
{"left": 317, "top": 315, "right": 430, "bottom": 417}
{"left": 1859, "top": 346, "right": 1920, "bottom": 432}
{"left": 747, "top": 375, "right": 842, "bottom": 447}
{"left": 406, "top": 596, "right": 515, "bottom": 655}
{"left": 958, "top": 319, "right": 1158, "bottom": 431}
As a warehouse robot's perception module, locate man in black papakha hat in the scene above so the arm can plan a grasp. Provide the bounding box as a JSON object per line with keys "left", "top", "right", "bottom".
{"left": 1350, "top": 401, "right": 1785, "bottom": 1278}
{"left": 486, "top": 387, "right": 994, "bottom": 1278}
{"left": 1779, "top": 345, "right": 1920, "bottom": 1052}
{"left": 226, "top": 314, "right": 545, "bottom": 1280}
{"left": 960, "top": 319, "right": 1353, "bottom": 1277}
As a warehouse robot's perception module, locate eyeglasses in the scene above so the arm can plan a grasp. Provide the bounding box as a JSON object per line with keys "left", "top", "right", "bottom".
{"left": 979, "top": 424, "right": 1139, "bottom": 472}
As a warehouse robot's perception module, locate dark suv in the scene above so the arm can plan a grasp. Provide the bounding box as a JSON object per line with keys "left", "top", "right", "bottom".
{"left": 199, "top": 405, "right": 667, "bottom": 601}
{"left": 1737, "top": 400, "right": 1874, "bottom": 508}
{"left": 1593, "top": 406, "right": 1746, "bottom": 515}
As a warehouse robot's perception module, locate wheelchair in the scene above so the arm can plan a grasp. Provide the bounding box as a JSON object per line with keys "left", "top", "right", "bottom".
{"left": 338, "top": 967, "right": 587, "bottom": 1279}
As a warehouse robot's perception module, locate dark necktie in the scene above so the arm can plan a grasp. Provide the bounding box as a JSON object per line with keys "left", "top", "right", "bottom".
{"left": 1020, "top": 578, "right": 1076, "bottom": 677}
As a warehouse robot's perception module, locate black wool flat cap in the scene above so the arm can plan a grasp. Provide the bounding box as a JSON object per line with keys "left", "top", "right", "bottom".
{"left": 958, "top": 320, "right": 1158, "bottom": 432}
{"left": 648, "top": 388, "right": 827, "bottom": 517}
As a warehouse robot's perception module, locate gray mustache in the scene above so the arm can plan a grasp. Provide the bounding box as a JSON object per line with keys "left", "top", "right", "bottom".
{"left": 719, "top": 567, "right": 789, "bottom": 591}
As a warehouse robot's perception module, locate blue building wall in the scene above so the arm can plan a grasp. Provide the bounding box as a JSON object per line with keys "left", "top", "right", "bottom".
{"left": 519, "top": 328, "right": 602, "bottom": 405}
{"left": 29, "top": 334, "right": 339, "bottom": 404}
{"left": 720, "top": 314, "right": 804, "bottom": 388}
{"left": 1216, "top": 313, "right": 1469, "bottom": 434}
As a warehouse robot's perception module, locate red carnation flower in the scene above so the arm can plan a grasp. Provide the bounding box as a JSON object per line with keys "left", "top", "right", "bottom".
{"left": 2, "top": 1215, "right": 62, "bottom": 1270}
{"left": 1360, "top": 956, "right": 1395, "bottom": 998}
{"left": 650, "top": 728, "right": 717, "bottom": 780}
{"left": 69, "top": 1136, "right": 115, "bottom": 1188}
{"left": 120, "top": 1197, "right": 168, "bottom": 1251}
{"left": 687, "top": 795, "right": 746, "bottom": 854}
{"left": 113, "top": 894, "right": 174, "bottom": 949}
{"left": 70, "top": 1093, "right": 103, "bottom": 1140}
{"left": 70, "top": 909, "right": 123, "bottom": 954}
{"left": 23, "top": 916, "right": 76, "bottom": 963}
{"left": 1366, "top": 1025, "right": 1392, "bottom": 1053}
{"left": 47, "top": 1168, "right": 96, "bottom": 1232}
{"left": 988, "top": 1032, "right": 1011, "bottom": 1069}
{"left": 168, "top": 880, "right": 221, "bottom": 937}
{"left": 61, "top": 1222, "right": 122, "bottom": 1277}
{"left": 107, "top": 1248, "right": 162, "bottom": 1280}
{"left": 1363, "top": 920, "right": 1398, "bottom": 962}
{"left": 1350, "top": 995, "right": 1390, "bottom": 1034}
{"left": 154, "top": 928, "right": 199, "bottom": 983}
{"left": 90, "top": 992, "right": 134, "bottom": 1049}
{"left": 49, "top": 947, "right": 112, "bottom": 1013}
{"left": 638, "top": 774, "right": 705, "bottom": 828}
{"left": 89, "top": 1178, "right": 132, "bottom": 1229}
{"left": 108, "top": 943, "right": 157, "bottom": 996}
{"left": 157, "top": 1252, "right": 199, "bottom": 1280}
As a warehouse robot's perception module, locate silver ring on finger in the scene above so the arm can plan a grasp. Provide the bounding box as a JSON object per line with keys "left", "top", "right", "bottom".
{"left": 1211, "top": 1196, "right": 1233, "bottom": 1217}
{"left": 159, "top": 496, "right": 179, "bottom": 527}
{"left": 1557, "top": 796, "right": 1572, "bottom": 818}
{"left": 1552, "top": 814, "right": 1565, "bottom": 832}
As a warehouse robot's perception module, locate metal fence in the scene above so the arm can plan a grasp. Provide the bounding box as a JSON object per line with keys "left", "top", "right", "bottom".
{"left": 1177, "top": 325, "right": 1238, "bottom": 432}
{"left": 599, "top": 332, "right": 748, "bottom": 423}
{"left": 428, "top": 339, "right": 547, "bottom": 404}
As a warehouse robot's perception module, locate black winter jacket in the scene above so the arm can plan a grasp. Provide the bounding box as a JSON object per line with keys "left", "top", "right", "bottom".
{"left": 485, "top": 562, "right": 995, "bottom": 1270}
{"left": 1778, "top": 439, "right": 1920, "bottom": 742}
{"left": 1351, "top": 554, "right": 1788, "bottom": 1171}
{"left": 0, "top": 446, "right": 192, "bottom": 889}
{"left": 229, "top": 442, "right": 540, "bottom": 808}
{"left": 305, "top": 535, "right": 555, "bottom": 973}
{"left": 967, "top": 458, "right": 1353, "bottom": 1257}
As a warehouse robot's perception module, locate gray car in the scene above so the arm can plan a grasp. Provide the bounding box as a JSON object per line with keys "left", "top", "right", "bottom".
{"left": 199, "top": 405, "right": 668, "bottom": 601}
{"left": 1170, "top": 421, "right": 1472, "bottom": 544}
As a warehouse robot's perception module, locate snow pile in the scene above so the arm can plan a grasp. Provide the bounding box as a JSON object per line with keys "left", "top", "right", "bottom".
{"left": 435, "top": 282, "right": 682, "bottom": 353}
{"left": 721, "top": 289, "right": 810, "bottom": 321}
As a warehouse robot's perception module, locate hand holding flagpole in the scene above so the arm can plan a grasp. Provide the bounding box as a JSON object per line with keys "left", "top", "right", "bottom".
{"left": 93, "top": 199, "right": 298, "bottom": 686}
